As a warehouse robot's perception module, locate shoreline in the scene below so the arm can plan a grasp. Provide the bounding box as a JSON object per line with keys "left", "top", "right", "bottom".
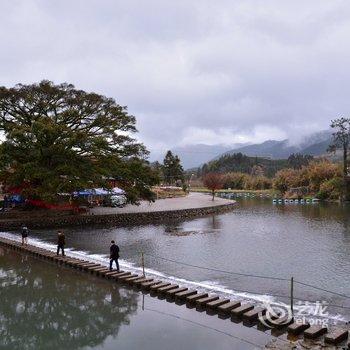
{"left": 0, "top": 193, "right": 236, "bottom": 230}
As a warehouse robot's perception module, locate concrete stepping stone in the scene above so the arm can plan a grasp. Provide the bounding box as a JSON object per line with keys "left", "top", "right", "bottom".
{"left": 218, "top": 301, "right": 241, "bottom": 314}
{"left": 175, "top": 289, "right": 197, "bottom": 300}
{"left": 105, "top": 271, "right": 127, "bottom": 278}
{"left": 157, "top": 284, "right": 179, "bottom": 293}
{"left": 119, "top": 274, "right": 138, "bottom": 281}
{"left": 95, "top": 268, "right": 110, "bottom": 276}
{"left": 207, "top": 298, "right": 230, "bottom": 310}
{"left": 324, "top": 329, "right": 348, "bottom": 344}
{"left": 133, "top": 278, "right": 153, "bottom": 286}
{"left": 273, "top": 316, "right": 294, "bottom": 329}
{"left": 86, "top": 265, "right": 103, "bottom": 272}
{"left": 126, "top": 276, "right": 146, "bottom": 284}
{"left": 141, "top": 280, "right": 162, "bottom": 290}
{"left": 304, "top": 325, "right": 328, "bottom": 339}
{"left": 231, "top": 304, "right": 254, "bottom": 317}
{"left": 150, "top": 282, "right": 170, "bottom": 291}
{"left": 242, "top": 307, "right": 266, "bottom": 322}
{"left": 196, "top": 295, "right": 219, "bottom": 307}
{"left": 287, "top": 321, "right": 310, "bottom": 335}
{"left": 124, "top": 275, "right": 142, "bottom": 283}
{"left": 80, "top": 263, "right": 100, "bottom": 270}
{"left": 166, "top": 287, "right": 188, "bottom": 297}
{"left": 186, "top": 293, "right": 208, "bottom": 303}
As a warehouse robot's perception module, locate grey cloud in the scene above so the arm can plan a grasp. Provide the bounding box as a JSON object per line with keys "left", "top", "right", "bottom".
{"left": 1, "top": 0, "right": 350, "bottom": 154}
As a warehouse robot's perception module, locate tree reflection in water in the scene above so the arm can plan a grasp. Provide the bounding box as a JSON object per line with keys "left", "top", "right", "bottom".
{"left": 0, "top": 248, "right": 138, "bottom": 350}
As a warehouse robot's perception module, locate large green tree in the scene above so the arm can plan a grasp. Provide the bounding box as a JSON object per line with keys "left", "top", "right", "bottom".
{"left": 162, "top": 150, "right": 184, "bottom": 185}
{"left": 0, "top": 80, "right": 158, "bottom": 202}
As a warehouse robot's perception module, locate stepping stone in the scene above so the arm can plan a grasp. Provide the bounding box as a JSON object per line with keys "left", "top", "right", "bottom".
{"left": 273, "top": 316, "right": 294, "bottom": 329}
{"left": 86, "top": 265, "right": 104, "bottom": 272}
{"left": 175, "top": 289, "right": 197, "bottom": 300}
{"left": 124, "top": 275, "right": 142, "bottom": 283}
{"left": 119, "top": 274, "right": 138, "bottom": 281}
{"left": 166, "top": 287, "right": 188, "bottom": 297}
{"left": 207, "top": 298, "right": 230, "bottom": 309}
{"left": 186, "top": 293, "right": 208, "bottom": 303}
{"left": 157, "top": 284, "right": 179, "bottom": 293}
{"left": 324, "top": 329, "right": 348, "bottom": 344}
{"left": 141, "top": 280, "right": 162, "bottom": 289}
{"left": 80, "top": 263, "right": 100, "bottom": 270}
{"left": 196, "top": 295, "right": 219, "bottom": 307}
{"left": 218, "top": 301, "right": 241, "bottom": 314}
{"left": 304, "top": 325, "right": 327, "bottom": 339}
{"left": 133, "top": 278, "right": 153, "bottom": 286}
{"left": 242, "top": 307, "right": 266, "bottom": 322}
{"left": 287, "top": 321, "right": 310, "bottom": 335}
{"left": 231, "top": 304, "right": 254, "bottom": 317}
{"left": 150, "top": 282, "right": 170, "bottom": 291}
{"left": 105, "top": 271, "right": 127, "bottom": 278}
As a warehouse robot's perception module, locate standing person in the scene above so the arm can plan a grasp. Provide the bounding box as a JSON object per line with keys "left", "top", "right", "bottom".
{"left": 109, "top": 240, "right": 120, "bottom": 271}
{"left": 57, "top": 231, "right": 66, "bottom": 256}
{"left": 21, "top": 223, "right": 29, "bottom": 246}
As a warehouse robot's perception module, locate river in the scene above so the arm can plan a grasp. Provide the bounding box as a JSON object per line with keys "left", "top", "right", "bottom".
{"left": 1, "top": 197, "right": 350, "bottom": 325}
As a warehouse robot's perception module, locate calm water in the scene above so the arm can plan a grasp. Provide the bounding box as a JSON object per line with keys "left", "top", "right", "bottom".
{"left": 0, "top": 248, "right": 270, "bottom": 350}
{"left": 2, "top": 198, "right": 350, "bottom": 321}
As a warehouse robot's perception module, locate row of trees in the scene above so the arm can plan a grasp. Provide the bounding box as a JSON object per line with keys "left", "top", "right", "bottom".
{"left": 273, "top": 160, "right": 342, "bottom": 199}
{"left": 202, "top": 117, "right": 350, "bottom": 201}
{"left": 203, "top": 159, "right": 343, "bottom": 200}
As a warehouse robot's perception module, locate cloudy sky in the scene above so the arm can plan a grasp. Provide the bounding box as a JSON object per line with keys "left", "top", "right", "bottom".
{"left": 1, "top": 0, "right": 350, "bottom": 156}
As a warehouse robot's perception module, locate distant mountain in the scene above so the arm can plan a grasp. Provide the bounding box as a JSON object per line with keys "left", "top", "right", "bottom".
{"left": 150, "top": 130, "right": 333, "bottom": 170}
{"left": 218, "top": 130, "right": 333, "bottom": 161}
{"left": 152, "top": 144, "right": 245, "bottom": 169}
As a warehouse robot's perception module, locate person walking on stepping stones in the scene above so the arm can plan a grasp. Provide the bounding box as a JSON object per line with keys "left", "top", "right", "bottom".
{"left": 109, "top": 240, "right": 120, "bottom": 271}
{"left": 21, "top": 223, "right": 29, "bottom": 246}
{"left": 57, "top": 231, "right": 66, "bottom": 256}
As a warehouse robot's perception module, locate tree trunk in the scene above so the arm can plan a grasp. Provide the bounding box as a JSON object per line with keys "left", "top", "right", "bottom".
{"left": 212, "top": 190, "right": 215, "bottom": 201}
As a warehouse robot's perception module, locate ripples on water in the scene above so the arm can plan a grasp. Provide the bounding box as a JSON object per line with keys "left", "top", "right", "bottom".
{"left": 2, "top": 198, "right": 350, "bottom": 323}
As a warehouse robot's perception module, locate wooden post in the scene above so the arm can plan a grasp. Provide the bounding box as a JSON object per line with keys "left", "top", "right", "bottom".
{"left": 290, "top": 276, "right": 294, "bottom": 315}
{"left": 141, "top": 252, "right": 145, "bottom": 277}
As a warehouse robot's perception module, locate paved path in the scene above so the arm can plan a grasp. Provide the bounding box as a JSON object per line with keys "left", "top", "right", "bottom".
{"left": 88, "top": 192, "right": 235, "bottom": 215}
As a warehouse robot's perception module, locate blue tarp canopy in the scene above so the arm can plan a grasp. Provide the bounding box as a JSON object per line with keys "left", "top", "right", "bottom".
{"left": 73, "top": 187, "right": 125, "bottom": 197}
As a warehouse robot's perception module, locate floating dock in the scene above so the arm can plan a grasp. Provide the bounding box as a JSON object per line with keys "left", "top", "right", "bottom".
{"left": 0, "top": 237, "right": 349, "bottom": 347}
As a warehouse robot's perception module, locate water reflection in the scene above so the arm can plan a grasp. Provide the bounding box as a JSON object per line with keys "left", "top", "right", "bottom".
{"left": 0, "top": 249, "right": 138, "bottom": 350}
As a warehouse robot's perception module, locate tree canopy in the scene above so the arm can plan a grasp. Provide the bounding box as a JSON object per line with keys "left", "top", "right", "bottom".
{"left": 162, "top": 150, "right": 184, "bottom": 185}
{"left": 203, "top": 172, "right": 224, "bottom": 200}
{"left": 0, "top": 80, "right": 158, "bottom": 202}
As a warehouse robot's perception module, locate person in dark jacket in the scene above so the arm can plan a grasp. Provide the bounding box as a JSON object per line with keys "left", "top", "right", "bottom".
{"left": 109, "top": 240, "right": 120, "bottom": 271}
{"left": 21, "top": 223, "right": 29, "bottom": 246}
{"left": 57, "top": 231, "right": 66, "bottom": 256}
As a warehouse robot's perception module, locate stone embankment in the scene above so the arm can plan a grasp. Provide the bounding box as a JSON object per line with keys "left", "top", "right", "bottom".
{"left": 0, "top": 193, "right": 236, "bottom": 230}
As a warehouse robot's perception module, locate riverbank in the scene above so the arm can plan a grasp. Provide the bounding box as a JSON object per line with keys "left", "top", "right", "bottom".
{"left": 0, "top": 193, "right": 236, "bottom": 230}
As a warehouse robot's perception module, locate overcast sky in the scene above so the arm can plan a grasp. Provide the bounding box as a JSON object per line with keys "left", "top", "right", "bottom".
{"left": 1, "top": 0, "right": 350, "bottom": 155}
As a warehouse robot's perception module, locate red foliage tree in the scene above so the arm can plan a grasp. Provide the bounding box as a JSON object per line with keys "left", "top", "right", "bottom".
{"left": 203, "top": 173, "right": 224, "bottom": 200}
